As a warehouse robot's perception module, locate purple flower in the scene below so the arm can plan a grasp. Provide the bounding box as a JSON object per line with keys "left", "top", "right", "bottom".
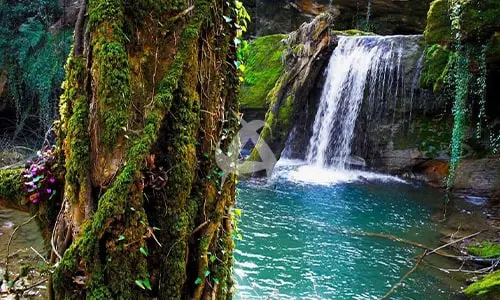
{"left": 49, "top": 177, "right": 56, "bottom": 183}
{"left": 46, "top": 188, "right": 52, "bottom": 194}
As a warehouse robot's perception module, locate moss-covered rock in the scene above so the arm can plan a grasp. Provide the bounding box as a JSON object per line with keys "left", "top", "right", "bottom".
{"left": 460, "top": 0, "right": 500, "bottom": 40}
{"left": 239, "top": 34, "right": 286, "bottom": 109}
{"left": 248, "top": 13, "right": 336, "bottom": 167}
{"left": 464, "top": 270, "right": 500, "bottom": 299}
{"left": 420, "top": 44, "right": 451, "bottom": 91}
{"left": 424, "top": 0, "right": 451, "bottom": 45}
{"left": 332, "top": 29, "right": 376, "bottom": 36}
{"left": 0, "top": 168, "right": 26, "bottom": 211}
{"left": 467, "top": 242, "right": 500, "bottom": 258}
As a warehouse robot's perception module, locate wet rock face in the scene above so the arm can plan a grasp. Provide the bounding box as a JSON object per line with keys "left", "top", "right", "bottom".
{"left": 249, "top": 12, "right": 337, "bottom": 167}
{"left": 454, "top": 159, "right": 500, "bottom": 196}
{"left": 243, "top": 0, "right": 432, "bottom": 36}
{"left": 51, "top": 0, "right": 81, "bottom": 30}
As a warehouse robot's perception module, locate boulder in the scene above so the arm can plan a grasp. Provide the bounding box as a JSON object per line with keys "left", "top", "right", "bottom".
{"left": 453, "top": 158, "right": 500, "bottom": 196}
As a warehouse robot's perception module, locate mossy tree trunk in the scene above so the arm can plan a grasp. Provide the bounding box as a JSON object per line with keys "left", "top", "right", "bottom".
{"left": 0, "top": 0, "right": 240, "bottom": 299}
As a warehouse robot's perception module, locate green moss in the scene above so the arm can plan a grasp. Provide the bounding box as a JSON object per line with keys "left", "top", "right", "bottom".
{"left": 58, "top": 54, "right": 91, "bottom": 205}
{"left": 460, "top": 0, "right": 500, "bottom": 38}
{"left": 424, "top": 0, "right": 451, "bottom": 45}
{"left": 89, "top": 0, "right": 131, "bottom": 149}
{"left": 239, "top": 34, "right": 286, "bottom": 109}
{"left": 276, "top": 95, "right": 293, "bottom": 138}
{"left": 465, "top": 270, "right": 500, "bottom": 298}
{"left": 468, "top": 242, "right": 500, "bottom": 258}
{"left": 332, "top": 29, "right": 376, "bottom": 36}
{"left": 420, "top": 44, "right": 451, "bottom": 91}
{"left": 0, "top": 168, "right": 25, "bottom": 208}
{"left": 292, "top": 44, "right": 304, "bottom": 55}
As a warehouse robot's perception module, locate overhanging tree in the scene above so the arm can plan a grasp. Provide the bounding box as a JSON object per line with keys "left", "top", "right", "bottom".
{"left": 0, "top": 0, "right": 244, "bottom": 298}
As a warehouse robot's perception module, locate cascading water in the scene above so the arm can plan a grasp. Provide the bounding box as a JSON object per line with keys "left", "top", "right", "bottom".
{"left": 305, "top": 35, "right": 423, "bottom": 170}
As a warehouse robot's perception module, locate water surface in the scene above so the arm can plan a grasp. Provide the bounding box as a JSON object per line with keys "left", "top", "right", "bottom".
{"left": 234, "top": 163, "right": 466, "bottom": 299}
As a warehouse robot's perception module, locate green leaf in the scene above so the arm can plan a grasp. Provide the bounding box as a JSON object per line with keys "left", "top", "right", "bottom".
{"left": 234, "top": 208, "right": 242, "bottom": 217}
{"left": 195, "top": 277, "right": 203, "bottom": 285}
{"left": 143, "top": 279, "right": 152, "bottom": 290}
{"left": 49, "top": 190, "right": 57, "bottom": 200}
{"left": 153, "top": 227, "right": 161, "bottom": 231}
{"left": 204, "top": 270, "right": 211, "bottom": 277}
{"left": 140, "top": 247, "right": 148, "bottom": 256}
{"left": 210, "top": 255, "right": 217, "bottom": 263}
{"left": 135, "top": 280, "right": 145, "bottom": 290}
{"left": 213, "top": 278, "right": 220, "bottom": 285}
{"left": 117, "top": 235, "right": 125, "bottom": 241}
{"left": 223, "top": 15, "right": 233, "bottom": 23}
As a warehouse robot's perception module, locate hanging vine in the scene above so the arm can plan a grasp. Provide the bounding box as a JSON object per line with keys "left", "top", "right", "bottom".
{"left": 446, "top": 0, "right": 470, "bottom": 189}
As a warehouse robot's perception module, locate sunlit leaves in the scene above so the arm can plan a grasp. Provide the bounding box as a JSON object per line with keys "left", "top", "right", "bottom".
{"left": 135, "top": 279, "right": 152, "bottom": 290}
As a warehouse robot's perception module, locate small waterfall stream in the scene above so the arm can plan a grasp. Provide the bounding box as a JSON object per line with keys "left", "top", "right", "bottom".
{"left": 305, "top": 35, "right": 423, "bottom": 169}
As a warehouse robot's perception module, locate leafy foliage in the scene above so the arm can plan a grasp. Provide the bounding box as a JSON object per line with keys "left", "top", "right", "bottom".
{"left": 0, "top": 0, "right": 72, "bottom": 137}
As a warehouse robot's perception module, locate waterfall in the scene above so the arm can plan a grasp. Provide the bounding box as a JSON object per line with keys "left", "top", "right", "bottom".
{"left": 305, "top": 35, "right": 423, "bottom": 169}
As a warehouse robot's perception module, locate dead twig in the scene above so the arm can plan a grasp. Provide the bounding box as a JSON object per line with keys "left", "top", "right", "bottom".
{"left": 381, "top": 250, "right": 427, "bottom": 299}
{"left": 18, "top": 278, "right": 48, "bottom": 293}
{"left": 5, "top": 214, "right": 39, "bottom": 280}
{"left": 426, "top": 231, "right": 482, "bottom": 256}
{"left": 30, "top": 247, "right": 49, "bottom": 265}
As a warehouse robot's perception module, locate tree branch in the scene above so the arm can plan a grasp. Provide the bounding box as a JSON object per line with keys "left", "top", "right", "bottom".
{"left": 381, "top": 250, "right": 427, "bottom": 299}
{"left": 5, "top": 214, "right": 39, "bottom": 281}
{"left": 74, "top": 0, "right": 87, "bottom": 57}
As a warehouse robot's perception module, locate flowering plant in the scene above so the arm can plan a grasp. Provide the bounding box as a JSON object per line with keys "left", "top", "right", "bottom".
{"left": 21, "top": 146, "right": 58, "bottom": 204}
